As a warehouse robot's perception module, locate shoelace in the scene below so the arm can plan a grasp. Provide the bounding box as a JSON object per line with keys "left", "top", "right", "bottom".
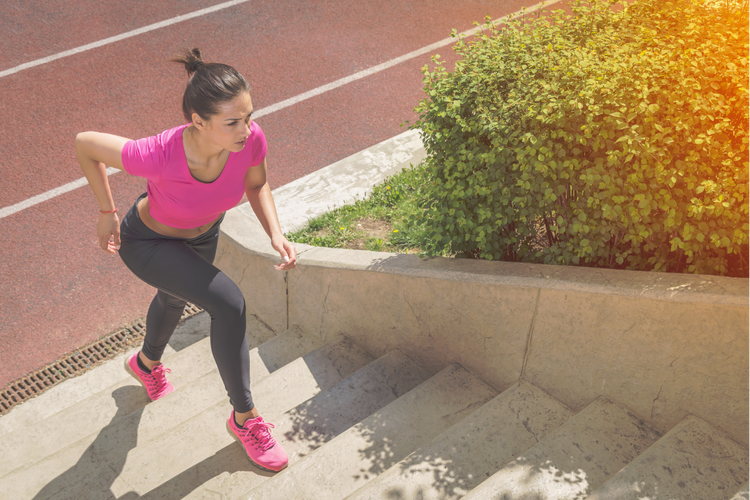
{"left": 239, "top": 418, "right": 277, "bottom": 451}
{"left": 148, "top": 364, "right": 172, "bottom": 393}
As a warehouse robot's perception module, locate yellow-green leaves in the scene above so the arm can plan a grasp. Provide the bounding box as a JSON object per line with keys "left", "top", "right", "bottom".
{"left": 412, "top": 0, "right": 748, "bottom": 275}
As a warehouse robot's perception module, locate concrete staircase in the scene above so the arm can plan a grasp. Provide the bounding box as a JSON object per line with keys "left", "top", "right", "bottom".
{"left": 1, "top": 313, "right": 746, "bottom": 500}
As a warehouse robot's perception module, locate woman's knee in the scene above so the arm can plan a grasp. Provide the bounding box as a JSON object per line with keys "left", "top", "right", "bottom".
{"left": 204, "top": 274, "right": 246, "bottom": 321}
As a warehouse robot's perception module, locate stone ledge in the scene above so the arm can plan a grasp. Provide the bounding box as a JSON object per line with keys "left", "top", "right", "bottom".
{"left": 214, "top": 131, "right": 749, "bottom": 448}
{"left": 221, "top": 206, "right": 747, "bottom": 306}
{"left": 242, "top": 128, "right": 426, "bottom": 236}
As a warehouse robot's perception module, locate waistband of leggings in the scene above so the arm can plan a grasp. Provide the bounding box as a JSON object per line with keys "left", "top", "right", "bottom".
{"left": 124, "top": 193, "right": 224, "bottom": 241}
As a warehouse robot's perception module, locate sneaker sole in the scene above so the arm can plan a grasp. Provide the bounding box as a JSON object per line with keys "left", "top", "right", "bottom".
{"left": 225, "top": 420, "right": 289, "bottom": 473}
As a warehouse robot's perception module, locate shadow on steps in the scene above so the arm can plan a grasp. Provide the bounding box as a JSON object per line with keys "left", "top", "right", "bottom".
{"left": 32, "top": 386, "right": 147, "bottom": 500}
{"left": 138, "top": 445, "right": 275, "bottom": 500}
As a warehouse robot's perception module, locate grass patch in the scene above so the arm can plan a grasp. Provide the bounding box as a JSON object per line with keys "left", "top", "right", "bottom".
{"left": 285, "top": 161, "right": 440, "bottom": 255}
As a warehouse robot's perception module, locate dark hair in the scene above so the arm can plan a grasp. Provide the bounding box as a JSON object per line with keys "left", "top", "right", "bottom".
{"left": 170, "top": 48, "right": 251, "bottom": 122}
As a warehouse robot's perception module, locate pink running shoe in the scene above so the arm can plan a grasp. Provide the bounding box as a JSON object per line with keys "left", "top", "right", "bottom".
{"left": 125, "top": 352, "right": 174, "bottom": 401}
{"left": 227, "top": 411, "right": 289, "bottom": 472}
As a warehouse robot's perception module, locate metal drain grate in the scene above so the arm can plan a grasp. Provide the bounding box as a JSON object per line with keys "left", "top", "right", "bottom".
{"left": 0, "top": 303, "right": 203, "bottom": 416}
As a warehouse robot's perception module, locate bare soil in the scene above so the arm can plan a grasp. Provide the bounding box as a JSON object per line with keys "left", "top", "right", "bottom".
{"left": 347, "top": 218, "right": 392, "bottom": 250}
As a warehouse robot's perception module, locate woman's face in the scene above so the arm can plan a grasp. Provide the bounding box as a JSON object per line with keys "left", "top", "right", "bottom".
{"left": 200, "top": 92, "right": 254, "bottom": 153}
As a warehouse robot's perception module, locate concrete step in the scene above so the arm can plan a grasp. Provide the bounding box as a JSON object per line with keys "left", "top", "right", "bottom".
{"left": 247, "top": 325, "right": 325, "bottom": 382}
{"left": 176, "top": 349, "right": 433, "bottom": 500}
{"left": 0, "top": 338, "right": 215, "bottom": 479}
{"left": 345, "top": 381, "right": 573, "bottom": 500}
{"left": 244, "top": 363, "right": 498, "bottom": 500}
{"left": 732, "top": 483, "right": 749, "bottom": 500}
{"left": 587, "top": 416, "right": 749, "bottom": 500}
{"left": 0, "top": 333, "right": 373, "bottom": 499}
{"left": 0, "top": 311, "right": 211, "bottom": 440}
{"left": 462, "top": 397, "right": 662, "bottom": 500}
{"left": 0, "top": 324, "right": 320, "bottom": 480}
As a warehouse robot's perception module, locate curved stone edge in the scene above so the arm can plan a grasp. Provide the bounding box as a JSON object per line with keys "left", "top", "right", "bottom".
{"left": 214, "top": 131, "right": 749, "bottom": 449}
{"left": 238, "top": 128, "right": 427, "bottom": 236}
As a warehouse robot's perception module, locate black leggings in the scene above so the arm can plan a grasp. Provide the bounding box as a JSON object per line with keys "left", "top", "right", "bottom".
{"left": 119, "top": 193, "right": 253, "bottom": 412}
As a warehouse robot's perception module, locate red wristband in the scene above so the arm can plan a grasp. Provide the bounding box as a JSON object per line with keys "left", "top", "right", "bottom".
{"left": 100, "top": 208, "right": 117, "bottom": 214}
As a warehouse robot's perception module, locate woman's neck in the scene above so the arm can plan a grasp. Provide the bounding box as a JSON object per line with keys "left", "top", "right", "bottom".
{"left": 184, "top": 125, "right": 226, "bottom": 168}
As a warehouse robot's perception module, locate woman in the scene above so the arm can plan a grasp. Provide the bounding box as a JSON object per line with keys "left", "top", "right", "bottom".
{"left": 76, "top": 48, "right": 295, "bottom": 473}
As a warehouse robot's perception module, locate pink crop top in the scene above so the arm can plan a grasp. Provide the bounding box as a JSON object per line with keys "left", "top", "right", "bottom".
{"left": 121, "top": 122, "right": 267, "bottom": 228}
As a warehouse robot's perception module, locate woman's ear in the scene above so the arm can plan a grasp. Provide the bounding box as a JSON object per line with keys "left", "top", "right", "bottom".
{"left": 192, "top": 112, "right": 207, "bottom": 130}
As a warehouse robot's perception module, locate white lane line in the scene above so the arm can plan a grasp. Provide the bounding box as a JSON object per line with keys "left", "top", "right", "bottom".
{"left": 253, "top": 1, "right": 556, "bottom": 118}
{"left": 0, "top": 0, "right": 558, "bottom": 220}
{"left": 0, "top": 168, "right": 120, "bottom": 219}
{"left": 0, "top": 0, "right": 252, "bottom": 79}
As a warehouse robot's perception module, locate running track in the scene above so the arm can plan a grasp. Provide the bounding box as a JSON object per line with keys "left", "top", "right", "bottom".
{"left": 0, "top": 0, "right": 555, "bottom": 387}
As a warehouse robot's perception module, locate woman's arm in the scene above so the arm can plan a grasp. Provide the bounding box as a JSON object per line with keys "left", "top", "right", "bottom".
{"left": 75, "top": 132, "right": 131, "bottom": 254}
{"left": 244, "top": 158, "right": 297, "bottom": 271}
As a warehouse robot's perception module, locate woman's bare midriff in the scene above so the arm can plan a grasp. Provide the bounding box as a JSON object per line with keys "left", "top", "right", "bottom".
{"left": 137, "top": 196, "right": 222, "bottom": 238}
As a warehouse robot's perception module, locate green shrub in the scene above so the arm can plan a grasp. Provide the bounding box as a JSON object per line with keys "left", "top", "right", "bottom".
{"left": 413, "top": 0, "right": 749, "bottom": 275}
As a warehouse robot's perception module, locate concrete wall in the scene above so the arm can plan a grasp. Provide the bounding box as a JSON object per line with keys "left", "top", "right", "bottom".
{"left": 215, "top": 208, "right": 749, "bottom": 447}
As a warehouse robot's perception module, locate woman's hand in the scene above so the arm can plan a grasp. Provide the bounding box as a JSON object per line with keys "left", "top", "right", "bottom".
{"left": 271, "top": 233, "right": 297, "bottom": 271}
{"left": 97, "top": 212, "right": 121, "bottom": 254}
{"left": 244, "top": 159, "right": 296, "bottom": 270}
{"left": 76, "top": 131, "right": 129, "bottom": 255}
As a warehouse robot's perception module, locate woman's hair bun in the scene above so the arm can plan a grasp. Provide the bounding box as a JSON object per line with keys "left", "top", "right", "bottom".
{"left": 168, "top": 47, "right": 251, "bottom": 122}
{"left": 170, "top": 47, "right": 205, "bottom": 77}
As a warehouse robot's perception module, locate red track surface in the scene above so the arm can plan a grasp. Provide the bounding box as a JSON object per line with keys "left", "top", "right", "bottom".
{"left": 0, "top": 0, "right": 552, "bottom": 387}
